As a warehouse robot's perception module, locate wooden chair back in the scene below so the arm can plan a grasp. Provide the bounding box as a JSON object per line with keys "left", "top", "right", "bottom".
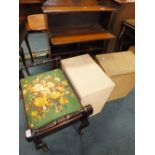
{"left": 27, "top": 14, "right": 47, "bottom": 31}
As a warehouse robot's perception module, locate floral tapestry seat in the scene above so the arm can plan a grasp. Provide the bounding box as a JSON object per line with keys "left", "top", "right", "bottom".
{"left": 20, "top": 69, "right": 83, "bottom": 129}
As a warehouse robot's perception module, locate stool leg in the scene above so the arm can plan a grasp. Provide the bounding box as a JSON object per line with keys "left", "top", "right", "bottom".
{"left": 34, "top": 138, "right": 48, "bottom": 152}
{"left": 19, "top": 47, "right": 30, "bottom": 76}
{"left": 79, "top": 117, "right": 89, "bottom": 135}
{"left": 25, "top": 35, "right": 34, "bottom": 63}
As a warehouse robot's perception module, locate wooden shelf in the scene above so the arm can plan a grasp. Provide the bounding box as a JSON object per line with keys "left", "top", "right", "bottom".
{"left": 114, "top": 0, "right": 135, "bottom": 4}
{"left": 42, "top": 6, "right": 116, "bottom": 13}
{"left": 19, "top": 0, "right": 42, "bottom": 4}
{"left": 50, "top": 25, "right": 115, "bottom": 45}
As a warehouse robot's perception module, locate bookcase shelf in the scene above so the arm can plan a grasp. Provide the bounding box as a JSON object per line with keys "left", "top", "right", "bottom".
{"left": 19, "top": 0, "right": 42, "bottom": 4}
{"left": 42, "top": 5, "right": 116, "bottom": 13}
{"left": 50, "top": 25, "right": 114, "bottom": 45}
{"left": 114, "top": 0, "right": 135, "bottom": 4}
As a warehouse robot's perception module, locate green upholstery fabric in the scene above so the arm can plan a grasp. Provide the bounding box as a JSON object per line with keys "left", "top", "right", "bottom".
{"left": 20, "top": 69, "right": 83, "bottom": 129}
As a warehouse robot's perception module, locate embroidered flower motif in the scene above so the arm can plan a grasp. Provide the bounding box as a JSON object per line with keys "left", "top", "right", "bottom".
{"left": 65, "top": 90, "right": 70, "bottom": 95}
{"left": 57, "top": 85, "right": 65, "bottom": 92}
{"left": 22, "top": 71, "right": 75, "bottom": 126}
{"left": 31, "top": 111, "right": 38, "bottom": 117}
{"left": 59, "top": 97, "right": 68, "bottom": 105}
{"left": 62, "top": 80, "right": 68, "bottom": 86}
{"left": 23, "top": 84, "right": 28, "bottom": 88}
{"left": 47, "top": 82, "right": 55, "bottom": 88}
{"left": 54, "top": 77, "right": 60, "bottom": 82}
{"left": 51, "top": 91, "right": 61, "bottom": 100}
{"left": 34, "top": 97, "right": 48, "bottom": 107}
{"left": 34, "top": 84, "right": 44, "bottom": 91}
{"left": 23, "top": 89, "right": 27, "bottom": 95}
{"left": 43, "top": 106, "right": 47, "bottom": 110}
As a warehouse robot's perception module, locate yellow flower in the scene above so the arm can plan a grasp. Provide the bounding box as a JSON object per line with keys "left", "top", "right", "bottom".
{"left": 23, "top": 89, "right": 27, "bottom": 95}
{"left": 31, "top": 111, "right": 38, "bottom": 117}
{"left": 47, "top": 82, "right": 55, "bottom": 88}
{"left": 34, "top": 97, "right": 47, "bottom": 107}
{"left": 51, "top": 91, "right": 61, "bottom": 100}
{"left": 59, "top": 97, "right": 68, "bottom": 105}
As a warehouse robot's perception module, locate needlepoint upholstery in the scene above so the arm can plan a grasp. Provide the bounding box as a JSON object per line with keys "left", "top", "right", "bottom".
{"left": 20, "top": 69, "right": 83, "bottom": 129}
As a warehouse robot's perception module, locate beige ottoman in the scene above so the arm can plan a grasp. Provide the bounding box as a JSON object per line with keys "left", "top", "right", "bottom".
{"left": 128, "top": 46, "right": 135, "bottom": 54}
{"left": 61, "top": 54, "right": 115, "bottom": 116}
{"left": 95, "top": 51, "right": 135, "bottom": 101}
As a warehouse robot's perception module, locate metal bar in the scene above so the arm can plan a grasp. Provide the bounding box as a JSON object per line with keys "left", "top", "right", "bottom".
{"left": 19, "top": 57, "right": 61, "bottom": 70}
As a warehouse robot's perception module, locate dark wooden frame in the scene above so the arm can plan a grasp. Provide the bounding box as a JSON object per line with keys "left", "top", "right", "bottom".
{"left": 116, "top": 19, "right": 135, "bottom": 51}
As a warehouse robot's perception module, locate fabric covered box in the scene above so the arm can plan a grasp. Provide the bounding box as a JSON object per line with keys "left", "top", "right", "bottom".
{"left": 95, "top": 51, "right": 135, "bottom": 101}
{"left": 61, "top": 54, "right": 115, "bottom": 116}
{"left": 20, "top": 69, "right": 83, "bottom": 129}
{"left": 128, "top": 46, "right": 135, "bottom": 54}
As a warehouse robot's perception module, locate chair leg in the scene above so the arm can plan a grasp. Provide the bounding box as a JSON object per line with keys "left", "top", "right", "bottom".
{"left": 116, "top": 26, "right": 126, "bottom": 51}
{"left": 19, "top": 47, "right": 30, "bottom": 76}
{"left": 34, "top": 138, "right": 48, "bottom": 152}
{"left": 25, "top": 35, "right": 34, "bottom": 63}
{"left": 79, "top": 117, "right": 89, "bottom": 135}
{"left": 19, "top": 69, "right": 24, "bottom": 79}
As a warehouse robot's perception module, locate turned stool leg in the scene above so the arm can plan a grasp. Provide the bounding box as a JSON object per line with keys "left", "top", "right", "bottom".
{"left": 34, "top": 138, "right": 48, "bottom": 152}
{"left": 79, "top": 117, "right": 89, "bottom": 135}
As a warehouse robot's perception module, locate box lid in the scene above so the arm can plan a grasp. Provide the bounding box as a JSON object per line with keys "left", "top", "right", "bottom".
{"left": 61, "top": 54, "right": 115, "bottom": 98}
{"left": 95, "top": 51, "right": 135, "bottom": 76}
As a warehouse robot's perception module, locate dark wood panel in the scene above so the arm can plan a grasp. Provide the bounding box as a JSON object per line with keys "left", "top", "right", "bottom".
{"left": 47, "top": 12, "right": 101, "bottom": 30}
{"left": 19, "top": 3, "right": 42, "bottom": 17}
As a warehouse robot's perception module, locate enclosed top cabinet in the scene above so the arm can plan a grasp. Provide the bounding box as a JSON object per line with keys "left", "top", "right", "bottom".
{"left": 42, "top": 0, "right": 116, "bottom": 53}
